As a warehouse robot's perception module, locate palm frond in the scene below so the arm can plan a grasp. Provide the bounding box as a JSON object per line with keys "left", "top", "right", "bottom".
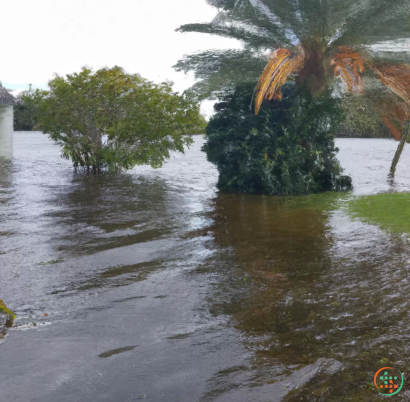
{"left": 378, "top": 102, "right": 408, "bottom": 140}
{"left": 332, "top": 0, "right": 410, "bottom": 46}
{"left": 369, "top": 47, "right": 410, "bottom": 65}
{"left": 205, "top": 0, "right": 238, "bottom": 10}
{"left": 176, "top": 23, "right": 275, "bottom": 47}
{"left": 174, "top": 49, "right": 267, "bottom": 100}
{"left": 372, "top": 64, "right": 410, "bottom": 106}
{"left": 247, "top": 0, "right": 299, "bottom": 44}
{"left": 331, "top": 47, "right": 366, "bottom": 92}
{"left": 254, "top": 48, "right": 303, "bottom": 113}
{"left": 224, "top": 1, "right": 295, "bottom": 47}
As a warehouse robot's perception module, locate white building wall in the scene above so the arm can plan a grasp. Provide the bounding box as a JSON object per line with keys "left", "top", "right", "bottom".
{"left": 0, "top": 105, "right": 13, "bottom": 159}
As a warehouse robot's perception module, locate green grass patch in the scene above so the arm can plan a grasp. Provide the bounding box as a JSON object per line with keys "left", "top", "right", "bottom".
{"left": 278, "top": 191, "right": 350, "bottom": 211}
{"left": 348, "top": 192, "right": 410, "bottom": 234}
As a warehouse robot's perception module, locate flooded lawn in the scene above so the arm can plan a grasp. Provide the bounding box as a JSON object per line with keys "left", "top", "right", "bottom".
{"left": 1, "top": 132, "right": 410, "bottom": 401}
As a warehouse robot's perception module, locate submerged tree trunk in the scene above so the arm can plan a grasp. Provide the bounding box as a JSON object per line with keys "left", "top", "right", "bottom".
{"left": 5, "top": 316, "right": 14, "bottom": 328}
{"left": 390, "top": 120, "right": 410, "bottom": 177}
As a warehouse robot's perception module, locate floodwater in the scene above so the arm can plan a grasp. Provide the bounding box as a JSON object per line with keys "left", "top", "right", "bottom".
{"left": 1, "top": 132, "right": 410, "bottom": 401}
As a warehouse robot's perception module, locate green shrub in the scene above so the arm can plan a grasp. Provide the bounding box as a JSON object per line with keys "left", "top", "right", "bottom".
{"left": 203, "top": 84, "right": 352, "bottom": 195}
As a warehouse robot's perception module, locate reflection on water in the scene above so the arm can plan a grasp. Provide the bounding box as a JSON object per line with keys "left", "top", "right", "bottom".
{"left": 1, "top": 133, "right": 410, "bottom": 401}
{"left": 205, "top": 193, "right": 410, "bottom": 401}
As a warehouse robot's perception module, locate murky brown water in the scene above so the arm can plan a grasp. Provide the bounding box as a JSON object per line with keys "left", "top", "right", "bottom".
{"left": 1, "top": 132, "right": 410, "bottom": 401}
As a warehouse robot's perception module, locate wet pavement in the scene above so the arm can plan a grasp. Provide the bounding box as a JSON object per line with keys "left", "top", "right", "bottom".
{"left": 1, "top": 132, "right": 410, "bottom": 401}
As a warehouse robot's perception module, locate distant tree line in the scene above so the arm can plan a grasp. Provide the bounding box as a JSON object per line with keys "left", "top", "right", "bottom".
{"left": 14, "top": 85, "right": 43, "bottom": 131}
{"left": 338, "top": 95, "right": 390, "bottom": 138}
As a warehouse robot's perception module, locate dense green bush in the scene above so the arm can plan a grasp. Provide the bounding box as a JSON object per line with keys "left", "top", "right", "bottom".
{"left": 203, "top": 84, "right": 352, "bottom": 195}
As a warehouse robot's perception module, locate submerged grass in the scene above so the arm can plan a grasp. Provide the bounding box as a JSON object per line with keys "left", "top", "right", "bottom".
{"left": 38, "top": 259, "right": 63, "bottom": 265}
{"left": 348, "top": 192, "right": 410, "bottom": 234}
{"left": 278, "top": 191, "right": 350, "bottom": 211}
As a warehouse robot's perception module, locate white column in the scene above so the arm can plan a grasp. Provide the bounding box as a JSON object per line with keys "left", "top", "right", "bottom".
{"left": 0, "top": 105, "right": 13, "bottom": 159}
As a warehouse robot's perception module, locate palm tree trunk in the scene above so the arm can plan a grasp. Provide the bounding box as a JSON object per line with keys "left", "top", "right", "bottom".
{"left": 390, "top": 120, "right": 410, "bottom": 177}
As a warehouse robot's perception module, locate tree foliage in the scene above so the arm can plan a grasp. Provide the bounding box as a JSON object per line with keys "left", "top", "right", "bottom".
{"left": 14, "top": 85, "right": 43, "bottom": 131}
{"left": 179, "top": 0, "right": 410, "bottom": 55}
{"left": 204, "top": 83, "right": 351, "bottom": 195}
{"left": 175, "top": 0, "right": 410, "bottom": 139}
{"left": 37, "top": 67, "right": 206, "bottom": 173}
{"left": 338, "top": 94, "right": 390, "bottom": 138}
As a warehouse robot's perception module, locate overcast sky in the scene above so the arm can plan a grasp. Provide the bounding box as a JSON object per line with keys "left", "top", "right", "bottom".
{"left": 1, "top": 0, "right": 241, "bottom": 116}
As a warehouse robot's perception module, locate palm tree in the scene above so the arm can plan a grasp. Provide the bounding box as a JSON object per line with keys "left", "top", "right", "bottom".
{"left": 249, "top": 1, "right": 410, "bottom": 117}
{"left": 176, "top": 0, "right": 410, "bottom": 171}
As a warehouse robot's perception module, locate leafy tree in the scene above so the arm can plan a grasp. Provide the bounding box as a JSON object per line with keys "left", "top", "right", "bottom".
{"left": 204, "top": 83, "right": 351, "bottom": 195}
{"left": 175, "top": 0, "right": 410, "bottom": 139}
{"left": 14, "top": 85, "right": 44, "bottom": 131}
{"left": 37, "top": 66, "right": 206, "bottom": 173}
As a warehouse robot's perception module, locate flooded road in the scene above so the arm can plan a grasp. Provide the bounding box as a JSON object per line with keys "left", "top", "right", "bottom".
{"left": 1, "top": 132, "right": 410, "bottom": 401}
